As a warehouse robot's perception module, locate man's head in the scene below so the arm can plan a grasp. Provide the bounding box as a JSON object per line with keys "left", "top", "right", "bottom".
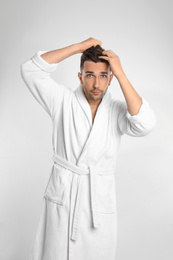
{"left": 78, "top": 45, "right": 113, "bottom": 105}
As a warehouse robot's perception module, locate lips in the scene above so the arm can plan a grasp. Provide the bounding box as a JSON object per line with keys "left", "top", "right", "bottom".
{"left": 91, "top": 91, "right": 101, "bottom": 94}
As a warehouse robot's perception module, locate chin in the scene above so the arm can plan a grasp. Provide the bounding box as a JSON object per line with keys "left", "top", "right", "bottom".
{"left": 92, "top": 96, "right": 102, "bottom": 101}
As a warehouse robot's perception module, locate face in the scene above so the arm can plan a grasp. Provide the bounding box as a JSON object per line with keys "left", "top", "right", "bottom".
{"left": 78, "top": 61, "right": 113, "bottom": 105}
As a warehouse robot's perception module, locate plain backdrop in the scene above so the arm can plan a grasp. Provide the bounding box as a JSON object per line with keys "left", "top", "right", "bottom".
{"left": 0, "top": 0, "right": 173, "bottom": 259}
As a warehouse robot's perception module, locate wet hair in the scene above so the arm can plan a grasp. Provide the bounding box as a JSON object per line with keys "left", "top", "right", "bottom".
{"left": 80, "top": 45, "right": 111, "bottom": 73}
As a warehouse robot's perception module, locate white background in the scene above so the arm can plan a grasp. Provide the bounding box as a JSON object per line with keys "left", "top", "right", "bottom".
{"left": 0, "top": 0, "right": 173, "bottom": 259}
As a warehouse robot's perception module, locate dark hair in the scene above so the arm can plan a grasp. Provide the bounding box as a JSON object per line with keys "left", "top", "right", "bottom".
{"left": 80, "top": 45, "right": 110, "bottom": 73}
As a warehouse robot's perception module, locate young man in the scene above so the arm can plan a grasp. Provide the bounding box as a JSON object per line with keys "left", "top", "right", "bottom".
{"left": 20, "top": 37, "right": 156, "bottom": 260}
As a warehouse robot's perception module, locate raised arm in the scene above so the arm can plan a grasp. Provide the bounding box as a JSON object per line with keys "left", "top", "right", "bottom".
{"left": 40, "top": 37, "right": 102, "bottom": 64}
{"left": 99, "top": 50, "right": 142, "bottom": 116}
{"left": 99, "top": 50, "right": 156, "bottom": 136}
{"left": 20, "top": 37, "right": 102, "bottom": 119}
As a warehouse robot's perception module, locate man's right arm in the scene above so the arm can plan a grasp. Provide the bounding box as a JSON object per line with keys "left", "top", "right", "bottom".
{"left": 40, "top": 37, "right": 102, "bottom": 64}
{"left": 40, "top": 44, "right": 82, "bottom": 64}
{"left": 20, "top": 37, "right": 102, "bottom": 119}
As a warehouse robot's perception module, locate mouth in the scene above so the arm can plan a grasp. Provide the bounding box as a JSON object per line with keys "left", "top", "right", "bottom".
{"left": 91, "top": 91, "right": 101, "bottom": 95}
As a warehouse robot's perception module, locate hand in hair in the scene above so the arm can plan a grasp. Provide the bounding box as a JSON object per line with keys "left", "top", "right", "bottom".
{"left": 79, "top": 37, "right": 102, "bottom": 52}
{"left": 99, "top": 50, "right": 124, "bottom": 79}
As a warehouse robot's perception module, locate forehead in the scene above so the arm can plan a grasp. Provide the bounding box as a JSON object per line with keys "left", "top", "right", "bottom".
{"left": 83, "top": 61, "right": 109, "bottom": 73}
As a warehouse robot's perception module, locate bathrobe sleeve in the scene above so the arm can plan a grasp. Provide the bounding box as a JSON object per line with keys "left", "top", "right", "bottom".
{"left": 116, "top": 98, "right": 157, "bottom": 137}
{"left": 20, "top": 50, "right": 67, "bottom": 120}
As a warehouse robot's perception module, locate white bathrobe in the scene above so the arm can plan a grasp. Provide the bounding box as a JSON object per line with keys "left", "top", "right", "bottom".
{"left": 20, "top": 50, "right": 156, "bottom": 260}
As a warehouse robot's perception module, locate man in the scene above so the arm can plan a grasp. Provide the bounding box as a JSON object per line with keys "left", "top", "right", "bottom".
{"left": 20, "top": 37, "right": 156, "bottom": 260}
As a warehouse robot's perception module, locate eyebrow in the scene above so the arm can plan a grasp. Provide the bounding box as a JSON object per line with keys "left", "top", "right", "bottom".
{"left": 85, "top": 71, "right": 108, "bottom": 74}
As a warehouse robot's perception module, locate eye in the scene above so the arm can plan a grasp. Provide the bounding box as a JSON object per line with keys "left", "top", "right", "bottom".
{"left": 87, "top": 74, "right": 93, "bottom": 78}
{"left": 101, "top": 75, "right": 107, "bottom": 78}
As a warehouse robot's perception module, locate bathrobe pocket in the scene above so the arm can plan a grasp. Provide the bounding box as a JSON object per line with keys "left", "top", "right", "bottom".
{"left": 97, "top": 174, "right": 116, "bottom": 214}
{"left": 44, "top": 165, "right": 69, "bottom": 206}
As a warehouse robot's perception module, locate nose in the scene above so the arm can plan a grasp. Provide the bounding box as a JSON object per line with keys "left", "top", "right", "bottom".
{"left": 93, "top": 77, "right": 100, "bottom": 88}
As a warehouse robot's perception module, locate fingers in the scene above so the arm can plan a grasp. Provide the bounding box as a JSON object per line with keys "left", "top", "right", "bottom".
{"left": 102, "top": 50, "right": 116, "bottom": 58}
{"left": 98, "top": 52, "right": 112, "bottom": 60}
{"left": 87, "top": 37, "right": 102, "bottom": 47}
{"left": 98, "top": 55, "right": 109, "bottom": 60}
{"left": 93, "top": 38, "right": 102, "bottom": 47}
{"left": 80, "top": 37, "right": 102, "bottom": 52}
{"left": 98, "top": 50, "right": 119, "bottom": 63}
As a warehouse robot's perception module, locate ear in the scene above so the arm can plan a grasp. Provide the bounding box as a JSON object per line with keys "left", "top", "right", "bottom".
{"left": 78, "top": 72, "right": 83, "bottom": 84}
{"left": 108, "top": 74, "right": 113, "bottom": 86}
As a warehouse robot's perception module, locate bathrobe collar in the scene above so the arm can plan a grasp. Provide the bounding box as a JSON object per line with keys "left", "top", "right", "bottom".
{"left": 74, "top": 83, "right": 112, "bottom": 126}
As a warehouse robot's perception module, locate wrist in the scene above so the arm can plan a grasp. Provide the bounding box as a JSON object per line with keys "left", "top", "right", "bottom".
{"left": 115, "top": 71, "right": 126, "bottom": 81}
{"left": 73, "top": 43, "right": 84, "bottom": 54}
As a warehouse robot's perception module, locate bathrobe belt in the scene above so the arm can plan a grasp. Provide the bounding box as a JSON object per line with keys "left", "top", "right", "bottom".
{"left": 51, "top": 153, "right": 113, "bottom": 241}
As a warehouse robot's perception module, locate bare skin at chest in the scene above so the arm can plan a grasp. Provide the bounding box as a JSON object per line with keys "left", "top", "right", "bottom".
{"left": 91, "top": 107, "right": 98, "bottom": 124}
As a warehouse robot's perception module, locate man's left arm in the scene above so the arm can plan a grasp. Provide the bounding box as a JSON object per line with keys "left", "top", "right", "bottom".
{"left": 99, "top": 50, "right": 156, "bottom": 136}
{"left": 99, "top": 50, "right": 142, "bottom": 115}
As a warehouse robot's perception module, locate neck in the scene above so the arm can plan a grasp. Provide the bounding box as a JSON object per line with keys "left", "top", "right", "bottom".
{"left": 82, "top": 88, "right": 102, "bottom": 109}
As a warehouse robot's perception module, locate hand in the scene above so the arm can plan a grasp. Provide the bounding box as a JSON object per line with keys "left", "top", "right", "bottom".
{"left": 79, "top": 37, "right": 102, "bottom": 52}
{"left": 99, "top": 50, "right": 125, "bottom": 79}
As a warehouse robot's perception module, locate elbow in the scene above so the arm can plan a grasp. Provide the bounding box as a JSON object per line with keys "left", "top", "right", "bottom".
{"left": 132, "top": 114, "right": 157, "bottom": 137}
{"left": 20, "top": 60, "right": 36, "bottom": 84}
{"left": 20, "top": 63, "right": 23, "bottom": 76}
{"left": 20, "top": 61, "right": 34, "bottom": 90}
{"left": 144, "top": 114, "right": 157, "bottom": 135}
{"left": 20, "top": 62, "right": 27, "bottom": 81}
{"left": 144, "top": 110, "right": 157, "bottom": 133}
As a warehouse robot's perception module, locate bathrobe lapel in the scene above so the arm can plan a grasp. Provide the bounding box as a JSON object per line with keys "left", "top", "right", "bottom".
{"left": 74, "top": 84, "right": 112, "bottom": 165}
